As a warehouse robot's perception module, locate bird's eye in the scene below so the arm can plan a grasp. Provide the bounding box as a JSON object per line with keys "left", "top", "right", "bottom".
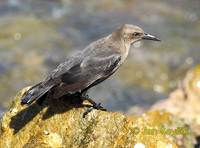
{"left": 132, "top": 32, "right": 140, "bottom": 37}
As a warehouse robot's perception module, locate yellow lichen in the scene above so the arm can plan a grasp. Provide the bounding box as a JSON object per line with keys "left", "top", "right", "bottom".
{"left": 0, "top": 87, "right": 194, "bottom": 147}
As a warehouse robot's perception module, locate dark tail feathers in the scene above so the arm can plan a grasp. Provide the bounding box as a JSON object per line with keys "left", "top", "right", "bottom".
{"left": 21, "top": 82, "right": 53, "bottom": 105}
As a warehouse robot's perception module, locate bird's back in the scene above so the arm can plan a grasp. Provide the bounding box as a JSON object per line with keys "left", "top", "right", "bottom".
{"left": 22, "top": 34, "right": 123, "bottom": 103}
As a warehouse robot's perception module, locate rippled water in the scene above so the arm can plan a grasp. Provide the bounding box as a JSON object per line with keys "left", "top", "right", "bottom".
{"left": 0, "top": 0, "right": 200, "bottom": 113}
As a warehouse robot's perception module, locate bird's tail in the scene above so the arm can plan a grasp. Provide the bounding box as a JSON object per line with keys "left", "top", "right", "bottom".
{"left": 21, "top": 82, "right": 54, "bottom": 105}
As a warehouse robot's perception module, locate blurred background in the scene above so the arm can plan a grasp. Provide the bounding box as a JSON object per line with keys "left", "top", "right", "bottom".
{"left": 0, "top": 0, "right": 200, "bottom": 115}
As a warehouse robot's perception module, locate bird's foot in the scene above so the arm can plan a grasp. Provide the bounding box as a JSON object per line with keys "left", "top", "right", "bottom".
{"left": 82, "top": 98, "right": 107, "bottom": 118}
{"left": 72, "top": 92, "right": 107, "bottom": 117}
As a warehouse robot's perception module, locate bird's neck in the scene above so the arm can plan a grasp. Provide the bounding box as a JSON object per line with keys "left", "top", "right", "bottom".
{"left": 120, "top": 40, "right": 130, "bottom": 62}
{"left": 110, "top": 33, "right": 130, "bottom": 62}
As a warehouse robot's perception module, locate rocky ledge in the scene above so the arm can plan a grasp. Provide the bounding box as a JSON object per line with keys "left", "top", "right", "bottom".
{"left": 0, "top": 87, "right": 194, "bottom": 147}
{"left": 151, "top": 65, "right": 200, "bottom": 147}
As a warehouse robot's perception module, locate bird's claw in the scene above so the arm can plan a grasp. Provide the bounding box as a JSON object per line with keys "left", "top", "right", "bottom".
{"left": 93, "top": 103, "right": 107, "bottom": 111}
{"left": 83, "top": 103, "right": 107, "bottom": 118}
{"left": 72, "top": 92, "right": 107, "bottom": 117}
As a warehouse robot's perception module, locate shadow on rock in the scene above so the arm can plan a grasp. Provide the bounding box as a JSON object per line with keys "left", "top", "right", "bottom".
{"left": 10, "top": 101, "right": 44, "bottom": 134}
{"left": 41, "top": 95, "right": 86, "bottom": 120}
{"left": 9, "top": 94, "right": 87, "bottom": 134}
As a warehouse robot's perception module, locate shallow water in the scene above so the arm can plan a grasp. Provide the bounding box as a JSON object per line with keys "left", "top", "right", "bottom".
{"left": 0, "top": 0, "right": 200, "bottom": 112}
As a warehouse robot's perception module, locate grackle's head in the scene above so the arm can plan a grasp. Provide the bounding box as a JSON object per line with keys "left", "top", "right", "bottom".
{"left": 113, "top": 24, "right": 161, "bottom": 45}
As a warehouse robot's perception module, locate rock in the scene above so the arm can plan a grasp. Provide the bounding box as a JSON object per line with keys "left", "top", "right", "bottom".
{"left": 0, "top": 87, "right": 194, "bottom": 147}
{"left": 151, "top": 65, "right": 200, "bottom": 145}
{"left": 182, "top": 65, "right": 200, "bottom": 99}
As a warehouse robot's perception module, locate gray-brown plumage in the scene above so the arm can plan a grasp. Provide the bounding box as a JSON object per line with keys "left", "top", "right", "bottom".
{"left": 21, "top": 24, "right": 160, "bottom": 105}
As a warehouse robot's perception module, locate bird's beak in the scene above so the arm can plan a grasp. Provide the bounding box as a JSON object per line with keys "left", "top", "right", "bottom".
{"left": 142, "top": 33, "right": 161, "bottom": 41}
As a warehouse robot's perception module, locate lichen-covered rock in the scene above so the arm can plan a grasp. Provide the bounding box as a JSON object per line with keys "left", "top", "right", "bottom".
{"left": 151, "top": 65, "right": 200, "bottom": 137}
{"left": 0, "top": 87, "right": 194, "bottom": 147}
{"left": 183, "top": 65, "right": 200, "bottom": 99}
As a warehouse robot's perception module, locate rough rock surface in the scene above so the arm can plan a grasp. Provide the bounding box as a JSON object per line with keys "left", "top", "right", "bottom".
{"left": 151, "top": 65, "right": 200, "bottom": 136}
{"left": 0, "top": 87, "right": 194, "bottom": 147}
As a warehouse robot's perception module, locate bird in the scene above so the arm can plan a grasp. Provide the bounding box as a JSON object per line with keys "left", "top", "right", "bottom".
{"left": 21, "top": 24, "right": 160, "bottom": 110}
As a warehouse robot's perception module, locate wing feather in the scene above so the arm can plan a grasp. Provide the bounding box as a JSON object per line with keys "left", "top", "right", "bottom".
{"left": 61, "top": 53, "right": 121, "bottom": 85}
{"left": 44, "top": 41, "right": 121, "bottom": 93}
{"left": 61, "top": 50, "right": 120, "bottom": 85}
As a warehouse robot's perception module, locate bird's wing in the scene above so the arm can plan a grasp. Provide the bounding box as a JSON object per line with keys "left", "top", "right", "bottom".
{"left": 45, "top": 55, "right": 82, "bottom": 82}
{"left": 44, "top": 40, "right": 121, "bottom": 92}
{"left": 60, "top": 52, "right": 121, "bottom": 86}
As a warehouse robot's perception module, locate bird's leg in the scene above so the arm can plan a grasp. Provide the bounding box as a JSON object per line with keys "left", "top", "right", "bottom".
{"left": 78, "top": 91, "right": 106, "bottom": 110}
{"left": 78, "top": 91, "right": 89, "bottom": 99}
{"left": 73, "top": 91, "right": 107, "bottom": 117}
{"left": 82, "top": 102, "right": 107, "bottom": 118}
